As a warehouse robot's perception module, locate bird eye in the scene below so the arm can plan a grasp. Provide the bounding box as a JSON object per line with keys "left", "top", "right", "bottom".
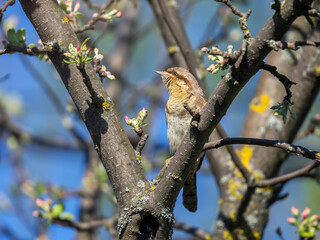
{"left": 173, "top": 72, "right": 177, "bottom": 76}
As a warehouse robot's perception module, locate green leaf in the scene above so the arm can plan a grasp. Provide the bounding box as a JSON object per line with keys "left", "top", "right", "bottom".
{"left": 34, "top": 182, "right": 46, "bottom": 196}
{"left": 64, "top": 59, "right": 72, "bottom": 64}
{"left": 52, "top": 203, "right": 64, "bottom": 218}
{"left": 84, "top": 58, "right": 92, "bottom": 63}
{"left": 75, "top": 12, "right": 83, "bottom": 18}
{"left": 8, "top": 29, "right": 22, "bottom": 47}
{"left": 17, "top": 28, "right": 26, "bottom": 44}
{"left": 28, "top": 43, "right": 36, "bottom": 48}
{"left": 60, "top": 212, "right": 74, "bottom": 221}
{"left": 81, "top": 38, "right": 90, "bottom": 49}
{"left": 59, "top": 1, "right": 68, "bottom": 12}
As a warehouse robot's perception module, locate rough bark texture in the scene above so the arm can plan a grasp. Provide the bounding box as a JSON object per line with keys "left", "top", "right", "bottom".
{"left": 211, "top": 17, "right": 320, "bottom": 240}
{"left": 19, "top": 1, "right": 148, "bottom": 239}
{"left": 18, "top": 0, "right": 318, "bottom": 239}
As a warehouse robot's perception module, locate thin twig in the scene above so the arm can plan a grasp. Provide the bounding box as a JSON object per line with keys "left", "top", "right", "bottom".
{"left": 307, "top": 8, "right": 320, "bottom": 17}
{"left": 0, "top": 44, "right": 53, "bottom": 56}
{"left": 53, "top": 217, "right": 117, "bottom": 231}
{"left": 157, "top": 0, "right": 198, "bottom": 78}
{"left": 0, "top": 0, "right": 16, "bottom": 24}
{"left": 261, "top": 62, "right": 297, "bottom": 104}
{"left": 214, "top": 0, "right": 246, "bottom": 17}
{"left": 215, "top": 0, "right": 252, "bottom": 39}
{"left": 136, "top": 134, "right": 149, "bottom": 155}
{"left": 74, "top": 0, "right": 116, "bottom": 33}
{"left": 174, "top": 220, "right": 210, "bottom": 240}
{"left": 256, "top": 162, "right": 319, "bottom": 187}
{"left": 20, "top": 56, "right": 88, "bottom": 148}
{"left": 82, "top": 0, "right": 101, "bottom": 10}
{"left": 201, "top": 46, "right": 242, "bottom": 65}
{"left": 215, "top": 125, "right": 253, "bottom": 184}
{"left": 265, "top": 40, "right": 320, "bottom": 51}
{"left": 202, "top": 137, "right": 320, "bottom": 187}
{"left": 0, "top": 104, "right": 82, "bottom": 149}
{"left": 203, "top": 137, "right": 320, "bottom": 162}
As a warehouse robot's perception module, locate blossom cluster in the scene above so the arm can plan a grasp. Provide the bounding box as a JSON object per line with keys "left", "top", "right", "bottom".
{"left": 287, "top": 206, "right": 320, "bottom": 238}
{"left": 206, "top": 45, "right": 233, "bottom": 74}
{"left": 63, "top": 38, "right": 92, "bottom": 67}
{"left": 93, "top": 9, "right": 123, "bottom": 23}
{"left": 124, "top": 108, "right": 148, "bottom": 136}
{"left": 32, "top": 198, "right": 74, "bottom": 224}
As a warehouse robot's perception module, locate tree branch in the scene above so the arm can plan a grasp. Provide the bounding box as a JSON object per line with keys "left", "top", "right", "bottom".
{"left": 153, "top": 0, "right": 315, "bottom": 209}
{"left": 174, "top": 220, "right": 210, "bottom": 240}
{"left": 0, "top": 44, "right": 53, "bottom": 56}
{"left": 261, "top": 62, "right": 297, "bottom": 104}
{"left": 19, "top": 0, "right": 146, "bottom": 213}
{"left": 265, "top": 39, "right": 320, "bottom": 51}
{"left": 203, "top": 137, "right": 320, "bottom": 162}
{"left": 0, "top": 0, "right": 16, "bottom": 24}
{"left": 74, "top": 0, "right": 116, "bottom": 33}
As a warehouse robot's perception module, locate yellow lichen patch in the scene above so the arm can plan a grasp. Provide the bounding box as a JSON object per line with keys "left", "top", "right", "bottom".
{"left": 102, "top": 100, "right": 110, "bottom": 110}
{"left": 145, "top": 190, "right": 148, "bottom": 194}
{"left": 316, "top": 152, "right": 320, "bottom": 158}
{"left": 205, "top": 234, "right": 211, "bottom": 240}
{"left": 63, "top": 16, "right": 70, "bottom": 24}
{"left": 138, "top": 194, "right": 143, "bottom": 198}
{"left": 168, "top": 45, "right": 179, "bottom": 54}
{"left": 228, "top": 178, "right": 243, "bottom": 199}
{"left": 223, "top": 230, "right": 233, "bottom": 240}
{"left": 218, "top": 198, "right": 223, "bottom": 205}
{"left": 253, "top": 231, "right": 261, "bottom": 240}
{"left": 230, "top": 210, "right": 236, "bottom": 222}
{"left": 234, "top": 169, "right": 244, "bottom": 179}
{"left": 249, "top": 94, "right": 271, "bottom": 114}
{"left": 315, "top": 67, "right": 320, "bottom": 73}
{"left": 252, "top": 171, "right": 263, "bottom": 179}
{"left": 151, "top": 186, "right": 156, "bottom": 191}
{"left": 236, "top": 146, "right": 253, "bottom": 171}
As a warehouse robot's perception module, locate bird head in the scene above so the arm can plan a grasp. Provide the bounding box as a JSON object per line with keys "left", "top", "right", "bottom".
{"left": 154, "top": 67, "right": 204, "bottom": 99}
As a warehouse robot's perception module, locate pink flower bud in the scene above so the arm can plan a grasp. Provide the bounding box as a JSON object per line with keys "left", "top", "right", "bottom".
{"left": 287, "top": 217, "right": 296, "bottom": 224}
{"left": 76, "top": 46, "right": 81, "bottom": 52}
{"left": 35, "top": 198, "right": 43, "bottom": 207}
{"left": 74, "top": 1, "right": 80, "bottom": 12}
{"left": 2, "top": 40, "right": 8, "bottom": 46}
{"left": 301, "top": 207, "right": 310, "bottom": 219}
{"left": 315, "top": 114, "right": 320, "bottom": 121}
{"left": 32, "top": 210, "right": 39, "bottom": 217}
{"left": 86, "top": 48, "right": 91, "bottom": 53}
{"left": 291, "top": 206, "right": 299, "bottom": 216}
{"left": 124, "top": 116, "right": 131, "bottom": 124}
{"left": 116, "top": 11, "right": 123, "bottom": 17}
{"left": 109, "top": 9, "right": 118, "bottom": 16}
{"left": 310, "top": 214, "right": 319, "bottom": 223}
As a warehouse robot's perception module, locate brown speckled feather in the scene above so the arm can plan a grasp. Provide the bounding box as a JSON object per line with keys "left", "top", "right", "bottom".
{"left": 156, "top": 67, "right": 206, "bottom": 212}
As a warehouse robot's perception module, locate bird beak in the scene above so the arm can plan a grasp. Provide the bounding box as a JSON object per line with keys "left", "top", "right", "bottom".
{"left": 154, "top": 70, "right": 166, "bottom": 76}
{"left": 154, "top": 70, "right": 170, "bottom": 86}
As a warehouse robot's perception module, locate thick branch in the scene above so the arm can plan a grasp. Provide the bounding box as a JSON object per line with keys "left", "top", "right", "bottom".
{"left": 153, "top": 0, "right": 315, "bottom": 208}
{"left": 19, "top": 0, "right": 146, "bottom": 211}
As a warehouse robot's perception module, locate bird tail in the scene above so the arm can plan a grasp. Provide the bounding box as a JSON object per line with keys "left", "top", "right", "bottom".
{"left": 183, "top": 162, "right": 198, "bottom": 212}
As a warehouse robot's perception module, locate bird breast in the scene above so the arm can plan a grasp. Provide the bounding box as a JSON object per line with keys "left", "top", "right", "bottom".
{"left": 165, "top": 98, "right": 192, "bottom": 155}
